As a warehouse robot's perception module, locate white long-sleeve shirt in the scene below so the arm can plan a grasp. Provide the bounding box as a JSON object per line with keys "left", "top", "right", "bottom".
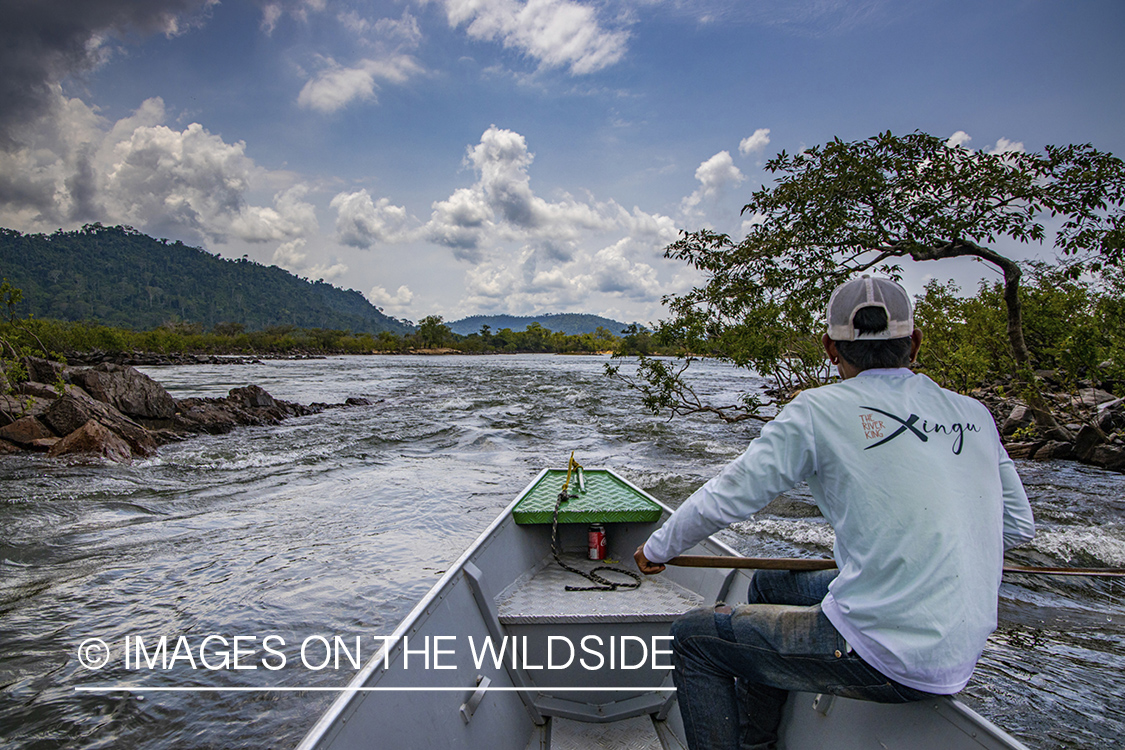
{"left": 645, "top": 369, "right": 1034, "bottom": 694}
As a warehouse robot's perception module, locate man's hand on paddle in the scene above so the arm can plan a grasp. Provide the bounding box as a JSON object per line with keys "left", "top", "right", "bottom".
{"left": 634, "top": 545, "right": 666, "bottom": 575}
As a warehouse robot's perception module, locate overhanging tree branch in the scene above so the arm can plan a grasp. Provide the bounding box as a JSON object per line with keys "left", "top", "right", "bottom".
{"left": 612, "top": 131, "right": 1125, "bottom": 431}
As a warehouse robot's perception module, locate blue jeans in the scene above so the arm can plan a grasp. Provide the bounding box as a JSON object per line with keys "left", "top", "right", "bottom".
{"left": 670, "top": 570, "right": 933, "bottom": 750}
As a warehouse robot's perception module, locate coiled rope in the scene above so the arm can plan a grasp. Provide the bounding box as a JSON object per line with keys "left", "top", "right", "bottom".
{"left": 550, "top": 453, "right": 643, "bottom": 592}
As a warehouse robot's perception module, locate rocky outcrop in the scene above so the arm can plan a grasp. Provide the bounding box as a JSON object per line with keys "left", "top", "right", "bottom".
{"left": 0, "top": 357, "right": 371, "bottom": 464}
{"left": 228, "top": 384, "right": 275, "bottom": 409}
{"left": 1000, "top": 405, "right": 1033, "bottom": 437}
{"left": 16, "top": 381, "right": 63, "bottom": 400}
{"left": 997, "top": 394, "right": 1125, "bottom": 473}
{"left": 173, "top": 390, "right": 319, "bottom": 435}
{"left": 0, "top": 394, "right": 52, "bottom": 426}
{"left": 1091, "top": 445, "right": 1125, "bottom": 472}
{"left": 48, "top": 420, "right": 132, "bottom": 463}
{"left": 0, "top": 415, "right": 56, "bottom": 447}
{"left": 42, "top": 389, "right": 158, "bottom": 457}
{"left": 69, "top": 363, "right": 176, "bottom": 420}
{"left": 24, "top": 357, "right": 68, "bottom": 384}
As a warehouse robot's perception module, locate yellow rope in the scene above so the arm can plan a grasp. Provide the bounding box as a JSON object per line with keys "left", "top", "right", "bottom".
{"left": 560, "top": 451, "right": 583, "bottom": 498}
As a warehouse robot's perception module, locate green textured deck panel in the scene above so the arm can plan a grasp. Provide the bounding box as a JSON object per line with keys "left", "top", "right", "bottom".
{"left": 513, "top": 469, "right": 663, "bottom": 524}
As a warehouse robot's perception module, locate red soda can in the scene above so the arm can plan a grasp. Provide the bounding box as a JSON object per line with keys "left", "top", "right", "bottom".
{"left": 588, "top": 524, "right": 606, "bottom": 560}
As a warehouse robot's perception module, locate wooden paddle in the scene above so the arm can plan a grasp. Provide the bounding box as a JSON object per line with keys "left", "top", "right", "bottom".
{"left": 666, "top": 555, "right": 1125, "bottom": 578}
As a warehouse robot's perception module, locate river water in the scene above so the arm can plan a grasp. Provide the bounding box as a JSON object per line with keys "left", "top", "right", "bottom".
{"left": 1, "top": 354, "right": 1122, "bottom": 749}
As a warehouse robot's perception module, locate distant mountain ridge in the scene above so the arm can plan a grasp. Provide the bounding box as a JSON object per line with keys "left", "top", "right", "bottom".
{"left": 1, "top": 224, "right": 413, "bottom": 334}
{"left": 448, "top": 313, "right": 631, "bottom": 336}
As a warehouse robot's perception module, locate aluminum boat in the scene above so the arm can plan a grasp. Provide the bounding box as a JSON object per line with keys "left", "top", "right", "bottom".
{"left": 296, "top": 468, "right": 1029, "bottom": 750}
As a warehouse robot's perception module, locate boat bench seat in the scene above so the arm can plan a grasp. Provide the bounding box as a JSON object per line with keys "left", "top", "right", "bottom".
{"left": 495, "top": 554, "right": 704, "bottom": 625}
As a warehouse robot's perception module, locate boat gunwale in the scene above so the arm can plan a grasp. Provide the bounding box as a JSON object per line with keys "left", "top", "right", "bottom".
{"left": 294, "top": 468, "right": 551, "bottom": 749}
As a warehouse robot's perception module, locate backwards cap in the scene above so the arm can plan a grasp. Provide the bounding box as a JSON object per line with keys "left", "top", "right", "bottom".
{"left": 826, "top": 275, "right": 914, "bottom": 341}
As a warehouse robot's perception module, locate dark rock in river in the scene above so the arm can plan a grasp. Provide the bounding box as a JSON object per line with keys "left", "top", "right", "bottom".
{"left": 69, "top": 363, "right": 177, "bottom": 420}
{"left": 1072, "top": 425, "right": 1102, "bottom": 462}
{"left": 172, "top": 399, "right": 243, "bottom": 435}
{"left": 64, "top": 350, "right": 266, "bottom": 367}
{"left": 16, "top": 381, "right": 62, "bottom": 400}
{"left": 1097, "top": 398, "right": 1125, "bottom": 433}
{"left": 173, "top": 387, "right": 321, "bottom": 436}
{"left": 1005, "top": 441, "right": 1046, "bottom": 460}
{"left": 1001, "top": 405, "right": 1033, "bottom": 437}
{"left": 228, "top": 384, "right": 275, "bottom": 409}
{"left": 42, "top": 389, "right": 158, "bottom": 457}
{"left": 3, "top": 359, "right": 354, "bottom": 462}
{"left": 0, "top": 416, "right": 56, "bottom": 447}
{"left": 0, "top": 394, "right": 53, "bottom": 426}
{"left": 22, "top": 356, "right": 68, "bottom": 384}
{"left": 1032, "top": 441, "right": 1074, "bottom": 460}
{"left": 1090, "top": 445, "right": 1125, "bottom": 472}
{"left": 48, "top": 419, "right": 133, "bottom": 464}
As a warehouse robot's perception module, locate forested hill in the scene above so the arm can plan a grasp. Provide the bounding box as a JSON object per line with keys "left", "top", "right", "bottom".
{"left": 448, "top": 313, "right": 630, "bottom": 336}
{"left": 0, "top": 225, "right": 413, "bottom": 334}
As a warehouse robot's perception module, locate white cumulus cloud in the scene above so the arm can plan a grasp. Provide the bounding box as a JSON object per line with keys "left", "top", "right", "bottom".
{"left": 0, "top": 93, "right": 316, "bottom": 246}
{"left": 739, "top": 128, "right": 771, "bottom": 155}
{"left": 271, "top": 237, "right": 348, "bottom": 282}
{"left": 428, "top": 188, "right": 496, "bottom": 260}
{"left": 696, "top": 151, "right": 745, "bottom": 192}
{"left": 946, "top": 130, "right": 972, "bottom": 149}
{"left": 368, "top": 284, "right": 415, "bottom": 314}
{"left": 230, "top": 185, "right": 318, "bottom": 243}
{"left": 272, "top": 238, "right": 309, "bottom": 268}
{"left": 461, "top": 235, "right": 663, "bottom": 314}
{"left": 989, "top": 137, "right": 1025, "bottom": 155}
{"left": 681, "top": 150, "right": 745, "bottom": 215}
{"left": 421, "top": 126, "right": 685, "bottom": 316}
{"left": 331, "top": 189, "right": 412, "bottom": 248}
{"left": 424, "top": 125, "right": 616, "bottom": 260}
{"left": 440, "top": 0, "right": 628, "bottom": 74}
{"left": 305, "top": 261, "right": 349, "bottom": 281}
{"left": 102, "top": 108, "right": 318, "bottom": 244}
{"left": 586, "top": 240, "right": 661, "bottom": 298}
{"left": 945, "top": 131, "right": 1024, "bottom": 156}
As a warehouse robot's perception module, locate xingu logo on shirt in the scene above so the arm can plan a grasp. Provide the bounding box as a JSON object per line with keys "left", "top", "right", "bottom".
{"left": 858, "top": 406, "right": 980, "bottom": 455}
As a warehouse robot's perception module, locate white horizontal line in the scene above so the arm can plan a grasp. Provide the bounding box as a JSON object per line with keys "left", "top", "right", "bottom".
{"left": 75, "top": 686, "right": 675, "bottom": 693}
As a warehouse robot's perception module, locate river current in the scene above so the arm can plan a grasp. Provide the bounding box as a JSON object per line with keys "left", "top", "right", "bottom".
{"left": 1, "top": 354, "right": 1123, "bottom": 749}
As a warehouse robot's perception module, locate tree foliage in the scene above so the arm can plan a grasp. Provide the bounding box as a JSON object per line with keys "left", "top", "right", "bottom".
{"left": 613, "top": 131, "right": 1125, "bottom": 427}
{"left": 914, "top": 265, "right": 1124, "bottom": 395}
{"left": 0, "top": 301, "right": 652, "bottom": 359}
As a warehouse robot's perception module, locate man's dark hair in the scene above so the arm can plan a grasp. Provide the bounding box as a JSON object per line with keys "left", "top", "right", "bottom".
{"left": 834, "top": 306, "right": 913, "bottom": 370}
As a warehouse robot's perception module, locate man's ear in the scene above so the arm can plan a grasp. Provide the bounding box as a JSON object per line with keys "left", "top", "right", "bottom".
{"left": 822, "top": 334, "right": 839, "bottom": 364}
{"left": 910, "top": 329, "right": 923, "bottom": 363}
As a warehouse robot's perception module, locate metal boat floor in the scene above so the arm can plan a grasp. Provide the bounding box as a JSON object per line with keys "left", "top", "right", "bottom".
{"left": 542, "top": 716, "right": 663, "bottom": 750}
{"left": 496, "top": 553, "right": 704, "bottom": 625}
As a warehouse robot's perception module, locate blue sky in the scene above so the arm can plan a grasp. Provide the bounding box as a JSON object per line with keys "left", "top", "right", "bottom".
{"left": 2, "top": 0, "right": 1123, "bottom": 325}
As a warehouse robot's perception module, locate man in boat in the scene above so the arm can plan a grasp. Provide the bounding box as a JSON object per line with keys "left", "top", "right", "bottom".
{"left": 634, "top": 275, "right": 1035, "bottom": 750}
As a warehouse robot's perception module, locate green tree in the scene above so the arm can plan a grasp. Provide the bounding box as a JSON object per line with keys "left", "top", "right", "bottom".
{"left": 416, "top": 315, "right": 451, "bottom": 348}
{"left": 620, "top": 131, "right": 1125, "bottom": 431}
{"left": 521, "top": 322, "right": 550, "bottom": 352}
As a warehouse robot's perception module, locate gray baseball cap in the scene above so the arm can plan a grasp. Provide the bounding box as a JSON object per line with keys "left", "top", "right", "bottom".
{"left": 826, "top": 275, "right": 914, "bottom": 341}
